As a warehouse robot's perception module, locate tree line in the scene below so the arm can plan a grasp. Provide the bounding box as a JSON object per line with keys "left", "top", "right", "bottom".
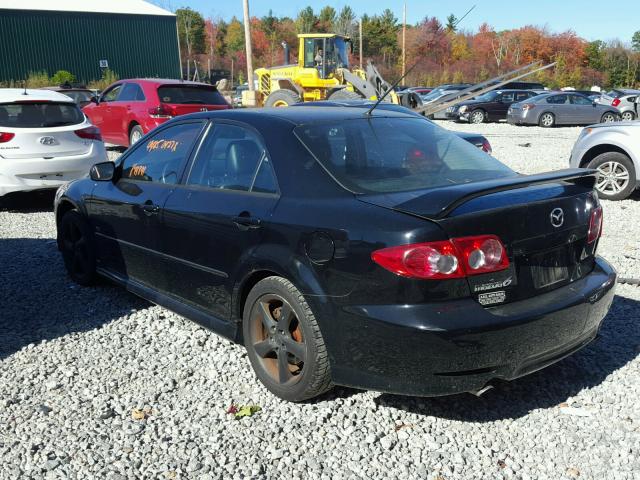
{"left": 176, "top": 6, "right": 640, "bottom": 90}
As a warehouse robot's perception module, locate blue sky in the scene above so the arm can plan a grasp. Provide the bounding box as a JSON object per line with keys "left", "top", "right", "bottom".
{"left": 155, "top": 0, "right": 638, "bottom": 43}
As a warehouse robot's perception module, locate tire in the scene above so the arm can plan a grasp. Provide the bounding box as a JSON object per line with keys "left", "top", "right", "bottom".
{"left": 328, "top": 89, "right": 363, "bottom": 101}
{"left": 539, "top": 112, "right": 555, "bottom": 128}
{"left": 264, "top": 89, "right": 301, "bottom": 108}
{"left": 600, "top": 112, "right": 617, "bottom": 123}
{"left": 129, "top": 125, "right": 144, "bottom": 146}
{"left": 587, "top": 151, "right": 636, "bottom": 201}
{"left": 469, "top": 109, "right": 486, "bottom": 124}
{"left": 242, "top": 276, "right": 332, "bottom": 402}
{"left": 58, "top": 210, "right": 97, "bottom": 285}
{"left": 621, "top": 111, "right": 635, "bottom": 121}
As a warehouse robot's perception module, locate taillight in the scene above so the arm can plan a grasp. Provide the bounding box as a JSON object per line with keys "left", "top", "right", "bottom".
{"left": 371, "top": 235, "right": 509, "bottom": 280}
{"left": 0, "top": 132, "right": 15, "bottom": 143}
{"left": 522, "top": 103, "right": 535, "bottom": 111}
{"left": 611, "top": 98, "right": 621, "bottom": 107}
{"left": 481, "top": 139, "right": 492, "bottom": 154}
{"left": 451, "top": 235, "right": 510, "bottom": 275}
{"left": 149, "top": 104, "right": 176, "bottom": 118}
{"left": 75, "top": 126, "right": 102, "bottom": 141}
{"left": 587, "top": 205, "right": 603, "bottom": 243}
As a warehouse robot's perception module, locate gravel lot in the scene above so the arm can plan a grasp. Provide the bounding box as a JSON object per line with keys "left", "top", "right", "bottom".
{"left": 1, "top": 122, "right": 639, "bottom": 480}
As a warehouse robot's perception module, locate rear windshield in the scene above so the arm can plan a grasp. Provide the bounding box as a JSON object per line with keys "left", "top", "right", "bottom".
{"left": 157, "top": 86, "right": 227, "bottom": 105}
{"left": 295, "top": 117, "right": 515, "bottom": 194}
{"left": 0, "top": 102, "right": 84, "bottom": 128}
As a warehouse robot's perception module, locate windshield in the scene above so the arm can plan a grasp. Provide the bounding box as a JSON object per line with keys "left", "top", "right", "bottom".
{"left": 157, "top": 86, "right": 227, "bottom": 105}
{"left": 62, "top": 91, "right": 93, "bottom": 104}
{"left": 474, "top": 91, "right": 500, "bottom": 102}
{"left": 295, "top": 117, "right": 515, "bottom": 194}
{"left": 0, "top": 102, "right": 84, "bottom": 128}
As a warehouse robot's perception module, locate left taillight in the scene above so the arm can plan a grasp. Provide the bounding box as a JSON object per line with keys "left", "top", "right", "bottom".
{"left": 75, "top": 126, "right": 102, "bottom": 141}
{"left": 0, "top": 132, "right": 15, "bottom": 143}
{"left": 371, "top": 235, "right": 509, "bottom": 280}
{"left": 481, "top": 139, "right": 492, "bottom": 154}
{"left": 587, "top": 205, "right": 603, "bottom": 244}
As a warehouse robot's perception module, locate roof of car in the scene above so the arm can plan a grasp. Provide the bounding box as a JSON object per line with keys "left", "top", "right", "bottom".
{"left": 113, "top": 79, "right": 216, "bottom": 87}
{"left": 0, "top": 88, "right": 76, "bottom": 103}
{"left": 180, "top": 105, "right": 416, "bottom": 126}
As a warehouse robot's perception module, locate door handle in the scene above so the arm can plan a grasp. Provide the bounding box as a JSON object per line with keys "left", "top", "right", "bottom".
{"left": 232, "top": 215, "right": 261, "bottom": 229}
{"left": 142, "top": 203, "right": 160, "bottom": 216}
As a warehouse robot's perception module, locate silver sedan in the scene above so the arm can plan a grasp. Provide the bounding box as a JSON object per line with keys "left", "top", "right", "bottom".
{"left": 507, "top": 92, "right": 620, "bottom": 127}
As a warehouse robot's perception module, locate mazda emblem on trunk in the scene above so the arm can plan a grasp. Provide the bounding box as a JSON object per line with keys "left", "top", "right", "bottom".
{"left": 550, "top": 208, "right": 564, "bottom": 228}
{"left": 39, "top": 136, "right": 57, "bottom": 146}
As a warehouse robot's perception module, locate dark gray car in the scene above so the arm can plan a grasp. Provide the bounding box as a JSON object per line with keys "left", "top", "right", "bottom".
{"left": 507, "top": 92, "right": 620, "bottom": 127}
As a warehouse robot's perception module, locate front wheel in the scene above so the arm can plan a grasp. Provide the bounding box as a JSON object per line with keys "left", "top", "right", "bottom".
{"left": 588, "top": 152, "right": 636, "bottom": 200}
{"left": 58, "top": 210, "right": 97, "bottom": 285}
{"left": 539, "top": 112, "right": 555, "bottom": 128}
{"left": 264, "top": 90, "right": 301, "bottom": 108}
{"left": 243, "top": 276, "right": 332, "bottom": 402}
{"left": 469, "top": 109, "right": 486, "bottom": 124}
{"left": 621, "top": 111, "right": 635, "bottom": 121}
{"left": 601, "top": 112, "right": 617, "bottom": 123}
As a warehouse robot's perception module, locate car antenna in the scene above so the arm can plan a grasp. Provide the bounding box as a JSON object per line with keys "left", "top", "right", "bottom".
{"left": 365, "top": 61, "right": 419, "bottom": 116}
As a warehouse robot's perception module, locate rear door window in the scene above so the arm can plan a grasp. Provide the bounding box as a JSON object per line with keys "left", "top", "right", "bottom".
{"left": 187, "top": 123, "right": 277, "bottom": 193}
{"left": 120, "top": 122, "right": 205, "bottom": 184}
{"left": 0, "top": 102, "right": 84, "bottom": 128}
{"left": 514, "top": 92, "right": 530, "bottom": 102}
{"left": 500, "top": 92, "right": 515, "bottom": 102}
{"left": 119, "top": 83, "right": 146, "bottom": 102}
{"left": 546, "top": 95, "right": 568, "bottom": 104}
{"left": 157, "top": 86, "right": 227, "bottom": 105}
{"left": 570, "top": 95, "right": 592, "bottom": 105}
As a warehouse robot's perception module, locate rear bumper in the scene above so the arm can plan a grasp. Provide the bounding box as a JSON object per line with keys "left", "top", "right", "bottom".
{"left": 0, "top": 145, "right": 107, "bottom": 197}
{"left": 326, "top": 256, "right": 616, "bottom": 396}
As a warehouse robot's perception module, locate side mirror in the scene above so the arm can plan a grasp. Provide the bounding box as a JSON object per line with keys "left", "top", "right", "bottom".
{"left": 90, "top": 161, "right": 115, "bottom": 181}
{"left": 90, "top": 95, "right": 99, "bottom": 104}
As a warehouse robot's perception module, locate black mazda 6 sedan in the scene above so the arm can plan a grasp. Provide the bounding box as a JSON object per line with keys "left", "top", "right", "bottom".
{"left": 54, "top": 106, "right": 616, "bottom": 402}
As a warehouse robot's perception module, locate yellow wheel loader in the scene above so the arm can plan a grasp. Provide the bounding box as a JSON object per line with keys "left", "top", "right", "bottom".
{"left": 254, "top": 33, "right": 400, "bottom": 107}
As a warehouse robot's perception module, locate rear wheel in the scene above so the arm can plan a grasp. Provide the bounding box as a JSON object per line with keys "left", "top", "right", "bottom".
{"left": 469, "top": 109, "right": 486, "bottom": 124}
{"left": 328, "top": 89, "right": 363, "bottom": 101}
{"left": 129, "top": 125, "right": 144, "bottom": 145}
{"left": 58, "top": 210, "right": 97, "bottom": 285}
{"left": 588, "top": 152, "right": 636, "bottom": 200}
{"left": 601, "top": 112, "right": 617, "bottom": 123}
{"left": 621, "top": 111, "right": 635, "bottom": 121}
{"left": 539, "top": 112, "right": 555, "bottom": 128}
{"left": 243, "top": 276, "right": 332, "bottom": 402}
{"left": 265, "top": 89, "right": 301, "bottom": 108}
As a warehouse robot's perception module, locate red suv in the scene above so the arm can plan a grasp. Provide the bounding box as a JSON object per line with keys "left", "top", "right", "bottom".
{"left": 83, "top": 79, "right": 231, "bottom": 147}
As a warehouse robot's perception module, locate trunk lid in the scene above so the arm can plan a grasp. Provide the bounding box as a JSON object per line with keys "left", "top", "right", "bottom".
{"left": 359, "top": 169, "right": 600, "bottom": 306}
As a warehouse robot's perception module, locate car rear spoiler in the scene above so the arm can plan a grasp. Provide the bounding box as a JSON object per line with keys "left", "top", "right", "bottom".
{"left": 360, "top": 168, "right": 597, "bottom": 220}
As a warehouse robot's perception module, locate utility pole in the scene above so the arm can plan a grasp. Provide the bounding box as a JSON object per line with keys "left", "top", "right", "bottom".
{"left": 242, "top": 0, "right": 254, "bottom": 92}
{"left": 402, "top": 2, "right": 406, "bottom": 86}
{"left": 359, "top": 18, "right": 363, "bottom": 70}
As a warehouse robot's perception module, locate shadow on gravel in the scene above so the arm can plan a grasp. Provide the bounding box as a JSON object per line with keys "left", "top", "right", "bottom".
{"left": 0, "top": 190, "right": 57, "bottom": 213}
{"left": 375, "top": 294, "right": 640, "bottom": 421}
{"left": 0, "top": 238, "right": 147, "bottom": 360}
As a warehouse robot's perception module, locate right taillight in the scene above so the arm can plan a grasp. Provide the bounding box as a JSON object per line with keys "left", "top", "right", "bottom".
{"left": 75, "top": 126, "right": 102, "bottom": 141}
{"left": 0, "top": 132, "right": 15, "bottom": 143}
{"left": 371, "top": 235, "right": 509, "bottom": 280}
{"left": 611, "top": 98, "right": 621, "bottom": 107}
{"left": 588, "top": 205, "right": 603, "bottom": 243}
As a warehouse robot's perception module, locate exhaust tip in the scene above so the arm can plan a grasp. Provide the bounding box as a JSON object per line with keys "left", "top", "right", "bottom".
{"left": 469, "top": 384, "right": 494, "bottom": 397}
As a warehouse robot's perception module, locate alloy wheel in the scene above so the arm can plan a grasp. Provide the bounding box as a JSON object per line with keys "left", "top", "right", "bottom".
{"left": 602, "top": 113, "right": 616, "bottom": 123}
{"left": 130, "top": 129, "right": 143, "bottom": 144}
{"left": 470, "top": 110, "right": 485, "bottom": 124}
{"left": 541, "top": 113, "right": 554, "bottom": 127}
{"left": 621, "top": 111, "right": 635, "bottom": 121}
{"left": 595, "top": 161, "right": 630, "bottom": 195}
{"left": 248, "top": 295, "right": 307, "bottom": 386}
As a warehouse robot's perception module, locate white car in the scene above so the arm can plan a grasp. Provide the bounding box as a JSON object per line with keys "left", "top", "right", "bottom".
{"left": 569, "top": 120, "right": 640, "bottom": 200}
{"left": 0, "top": 89, "right": 107, "bottom": 197}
